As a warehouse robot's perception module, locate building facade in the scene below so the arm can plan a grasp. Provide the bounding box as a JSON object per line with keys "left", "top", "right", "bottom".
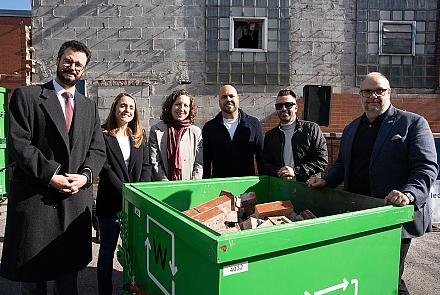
{"left": 30, "top": 0, "right": 440, "bottom": 133}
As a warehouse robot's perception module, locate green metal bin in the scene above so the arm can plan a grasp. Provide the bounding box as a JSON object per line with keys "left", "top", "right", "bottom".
{"left": 119, "top": 176, "right": 413, "bottom": 295}
{"left": 0, "top": 87, "right": 7, "bottom": 198}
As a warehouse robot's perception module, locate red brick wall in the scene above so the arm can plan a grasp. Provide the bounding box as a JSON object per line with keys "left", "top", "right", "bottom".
{"left": 0, "top": 16, "right": 31, "bottom": 98}
{"left": 261, "top": 92, "right": 440, "bottom": 171}
{"left": 261, "top": 93, "right": 440, "bottom": 134}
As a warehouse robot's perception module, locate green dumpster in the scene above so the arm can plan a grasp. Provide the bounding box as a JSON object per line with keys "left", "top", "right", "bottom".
{"left": 119, "top": 176, "right": 413, "bottom": 295}
{"left": 0, "top": 87, "right": 7, "bottom": 198}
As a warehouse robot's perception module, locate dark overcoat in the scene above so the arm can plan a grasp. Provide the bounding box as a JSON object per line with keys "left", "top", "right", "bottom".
{"left": 1, "top": 81, "right": 106, "bottom": 282}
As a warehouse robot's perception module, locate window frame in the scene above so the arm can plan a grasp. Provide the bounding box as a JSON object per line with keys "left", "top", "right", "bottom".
{"left": 229, "top": 16, "right": 268, "bottom": 52}
{"left": 378, "top": 20, "right": 416, "bottom": 56}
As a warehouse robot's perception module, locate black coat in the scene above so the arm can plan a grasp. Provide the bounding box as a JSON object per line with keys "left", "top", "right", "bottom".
{"left": 96, "top": 132, "right": 151, "bottom": 218}
{"left": 202, "top": 109, "right": 264, "bottom": 178}
{"left": 1, "top": 82, "right": 106, "bottom": 282}
{"left": 262, "top": 120, "right": 328, "bottom": 182}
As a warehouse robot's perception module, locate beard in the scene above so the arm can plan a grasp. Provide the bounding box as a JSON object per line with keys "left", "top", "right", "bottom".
{"left": 221, "top": 102, "right": 237, "bottom": 114}
{"left": 56, "top": 67, "right": 81, "bottom": 87}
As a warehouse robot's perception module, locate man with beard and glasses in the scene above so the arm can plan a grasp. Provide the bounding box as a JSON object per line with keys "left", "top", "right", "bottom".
{"left": 261, "top": 89, "right": 328, "bottom": 182}
{"left": 1, "top": 40, "right": 106, "bottom": 295}
{"left": 307, "top": 72, "right": 438, "bottom": 295}
{"left": 202, "top": 84, "right": 264, "bottom": 178}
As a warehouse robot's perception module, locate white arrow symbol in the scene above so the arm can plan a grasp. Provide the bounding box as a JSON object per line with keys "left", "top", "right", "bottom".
{"left": 304, "top": 278, "right": 349, "bottom": 295}
{"left": 351, "top": 279, "right": 359, "bottom": 295}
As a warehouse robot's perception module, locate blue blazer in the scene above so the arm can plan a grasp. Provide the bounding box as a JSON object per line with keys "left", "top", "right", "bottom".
{"left": 324, "top": 105, "right": 438, "bottom": 238}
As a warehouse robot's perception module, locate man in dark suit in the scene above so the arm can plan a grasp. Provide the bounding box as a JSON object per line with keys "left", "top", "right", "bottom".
{"left": 307, "top": 72, "right": 438, "bottom": 295}
{"left": 202, "top": 84, "right": 264, "bottom": 178}
{"left": 1, "top": 40, "right": 106, "bottom": 294}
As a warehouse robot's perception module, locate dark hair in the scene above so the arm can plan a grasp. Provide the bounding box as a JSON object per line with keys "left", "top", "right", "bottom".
{"left": 57, "top": 40, "right": 91, "bottom": 66}
{"left": 102, "top": 93, "right": 144, "bottom": 148}
{"left": 161, "top": 89, "right": 197, "bottom": 124}
{"left": 277, "top": 89, "right": 297, "bottom": 98}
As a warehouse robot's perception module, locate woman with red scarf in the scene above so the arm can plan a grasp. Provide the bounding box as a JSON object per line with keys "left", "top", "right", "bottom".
{"left": 149, "top": 89, "right": 203, "bottom": 181}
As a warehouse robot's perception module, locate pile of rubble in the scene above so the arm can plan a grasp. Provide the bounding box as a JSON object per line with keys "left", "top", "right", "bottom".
{"left": 182, "top": 190, "right": 317, "bottom": 234}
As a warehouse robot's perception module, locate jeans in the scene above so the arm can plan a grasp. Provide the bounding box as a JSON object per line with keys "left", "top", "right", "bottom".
{"left": 97, "top": 217, "right": 120, "bottom": 295}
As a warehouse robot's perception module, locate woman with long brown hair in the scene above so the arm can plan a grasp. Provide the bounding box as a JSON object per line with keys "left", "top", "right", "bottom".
{"left": 149, "top": 89, "right": 203, "bottom": 180}
{"left": 96, "top": 93, "right": 150, "bottom": 294}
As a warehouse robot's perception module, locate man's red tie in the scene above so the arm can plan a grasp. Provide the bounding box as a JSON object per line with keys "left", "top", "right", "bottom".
{"left": 62, "top": 92, "right": 73, "bottom": 132}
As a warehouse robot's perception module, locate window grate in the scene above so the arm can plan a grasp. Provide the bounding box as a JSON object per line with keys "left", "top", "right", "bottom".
{"left": 379, "top": 21, "right": 416, "bottom": 56}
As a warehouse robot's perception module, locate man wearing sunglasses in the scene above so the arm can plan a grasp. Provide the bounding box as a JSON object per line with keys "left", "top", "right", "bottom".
{"left": 308, "top": 72, "right": 438, "bottom": 295}
{"left": 261, "top": 89, "right": 328, "bottom": 182}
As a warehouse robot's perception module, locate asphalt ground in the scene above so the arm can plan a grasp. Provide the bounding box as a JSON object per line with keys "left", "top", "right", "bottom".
{"left": 0, "top": 198, "right": 439, "bottom": 294}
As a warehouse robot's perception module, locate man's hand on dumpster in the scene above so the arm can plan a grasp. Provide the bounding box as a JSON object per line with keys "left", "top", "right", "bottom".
{"left": 277, "top": 166, "right": 295, "bottom": 180}
{"left": 384, "top": 190, "right": 410, "bottom": 206}
{"left": 306, "top": 177, "right": 326, "bottom": 188}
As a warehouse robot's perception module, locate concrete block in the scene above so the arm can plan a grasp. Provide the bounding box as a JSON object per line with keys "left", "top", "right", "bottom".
{"left": 76, "top": 28, "right": 97, "bottom": 42}
{"left": 98, "top": 5, "right": 121, "bottom": 17}
{"left": 51, "top": 27, "right": 76, "bottom": 39}
{"left": 152, "top": 39, "right": 176, "bottom": 51}
{"left": 255, "top": 200, "right": 294, "bottom": 219}
{"left": 121, "top": 6, "right": 144, "bottom": 17}
{"left": 119, "top": 28, "right": 142, "bottom": 39}
{"left": 97, "top": 28, "right": 119, "bottom": 40}
{"left": 131, "top": 16, "right": 155, "bottom": 28}
{"left": 175, "top": 16, "right": 195, "bottom": 28}
{"left": 176, "top": 39, "right": 200, "bottom": 51}
{"left": 130, "top": 62, "right": 154, "bottom": 73}
{"left": 86, "top": 17, "right": 110, "bottom": 29}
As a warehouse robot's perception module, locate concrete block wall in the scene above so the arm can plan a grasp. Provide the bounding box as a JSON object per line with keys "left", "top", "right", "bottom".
{"left": 31, "top": 0, "right": 357, "bottom": 132}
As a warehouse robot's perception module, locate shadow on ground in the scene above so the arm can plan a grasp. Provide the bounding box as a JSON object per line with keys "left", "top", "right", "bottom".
{"left": 0, "top": 265, "right": 123, "bottom": 295}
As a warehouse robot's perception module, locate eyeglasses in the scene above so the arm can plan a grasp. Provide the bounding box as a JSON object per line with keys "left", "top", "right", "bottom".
{"left": 275, "top": 102, "right": 296, "bottom": 110}
{"left": 62, "top": 58, "right": 85, "bottom": 72}
{"left": 359, "top": 88, "right": 388, "bottom": 98}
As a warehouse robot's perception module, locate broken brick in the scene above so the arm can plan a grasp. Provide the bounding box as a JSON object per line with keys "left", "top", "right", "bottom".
{"left": 239, "top": 217, "right": 265, "bottom": 230}
{"left": 217, "top": 224, "right": 241, "bottom": 234}
{"left": 255, "top": 200, "right": 294, "bottom": 219}
{"left": 195, "top": 194, "right": 233, "bottom": 214}
{"left": 193, "top": 207, "right": 226, "bottom": 230}
{"left": 182, "top": 208, "right": 199, "bottom": 218}
{"left": 267, "top": 216, "right": 292, "bottom": 225}
{"left": 256, "top": 219, "right": 275, "bottom": 228}
{"left": 240, "top": 192, "right": 257, "bottom": 217}
{"left": 300, "top": 209, "right": 317, "bottom": 220}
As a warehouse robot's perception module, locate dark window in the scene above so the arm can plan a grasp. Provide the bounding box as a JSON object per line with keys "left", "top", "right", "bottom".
{"left": 230, "top": 17, "right": 267, "bottom": 51}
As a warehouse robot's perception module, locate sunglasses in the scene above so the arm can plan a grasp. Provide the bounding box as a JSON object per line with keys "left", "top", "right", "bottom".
{"left": 275, "top": 102, "right": 296, "bottom": 110}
